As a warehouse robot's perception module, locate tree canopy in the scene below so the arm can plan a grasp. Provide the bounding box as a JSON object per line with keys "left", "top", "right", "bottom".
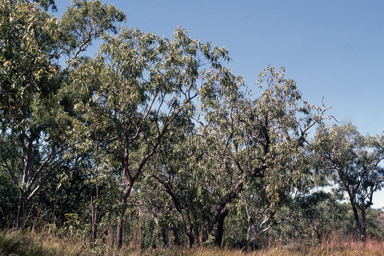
{"left": 1, "top": 0, "right": 383, "bottom": 251}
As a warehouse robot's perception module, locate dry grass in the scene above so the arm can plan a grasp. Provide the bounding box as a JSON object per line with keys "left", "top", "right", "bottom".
{"left": 1, "top": 229, "right": 384, "bottom": 256}
{"left": 0, "top": 230, "right": 87, "bottom": 256}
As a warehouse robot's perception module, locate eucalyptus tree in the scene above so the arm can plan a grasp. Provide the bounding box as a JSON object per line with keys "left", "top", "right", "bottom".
{"left": 144, "top": 125, "right": 213, "bottom": 248}
{"left": 312, "top": 124, "right": 384, "bottom": 241}
{"left": 133, "top": 170, "right": 186, "bottom": 248}
{"left": 197, "top": 66, "right": 334, "bottom": 246}
{"left": 0, "top": 0, "right": 65, "bottom": 229}
{"left": 0, "top": 0, "right": 125, "bottom": 229}
{"left": 60, "top": 0, "right": 126, "bottom": 62}
{"left": 69, "top": 27, "right": 237, "bottom": 247}
{"left": 272, "top": 192, "right": 384, "bottom": 245}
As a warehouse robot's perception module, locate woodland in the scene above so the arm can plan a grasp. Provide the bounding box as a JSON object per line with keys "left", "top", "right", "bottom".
{"left": 1, "top": 0, "right": 384, "bottom": 255}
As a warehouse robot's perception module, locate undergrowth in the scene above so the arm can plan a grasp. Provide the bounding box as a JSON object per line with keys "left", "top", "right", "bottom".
{"left": 1, "top": 229, "right": 384, "bottom": 255}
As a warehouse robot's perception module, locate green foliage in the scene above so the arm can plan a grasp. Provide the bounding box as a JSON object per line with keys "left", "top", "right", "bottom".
{"left": 61, "top": 0, "right": 126, "bottom": 61}
{"left": 0, "top": 0, "right": 126, "bottom": 230}
{"left": 311, "top": 124, "right": 384, "bottom": 240}
{"left": 67, "top": 25, "right": 240, "bottom": 247}
{"left": 270, "top": 192, "right": 384, "bottom": 247}
{"left": 0, "top": 0, "right": 60, "bottom": 126}
{"left": 1, "top": 0, "right": 383, "bottom": 251}
{"left": 0, "top": 167, "right": 19, "bottom": 228}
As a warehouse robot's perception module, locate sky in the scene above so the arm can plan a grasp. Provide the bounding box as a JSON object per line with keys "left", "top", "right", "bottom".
{"left": 52, "top": 0, "right": 384, "bottom": 208}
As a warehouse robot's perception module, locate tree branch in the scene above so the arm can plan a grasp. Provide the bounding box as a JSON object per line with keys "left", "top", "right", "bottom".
{"left": 2, "top": 161, "right": 19, "bottom": 186}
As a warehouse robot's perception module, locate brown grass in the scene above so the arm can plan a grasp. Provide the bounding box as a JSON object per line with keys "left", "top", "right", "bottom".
{"left": 1, "top": 229, "right": 383, "bottom": 256}
{"left": 0, "top": 229, "right": 87, "bottom": 256}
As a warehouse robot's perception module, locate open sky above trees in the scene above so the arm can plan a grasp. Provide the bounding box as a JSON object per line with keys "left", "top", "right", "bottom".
{"left": 51, "top": 0, "right": 384, "bottom": 208}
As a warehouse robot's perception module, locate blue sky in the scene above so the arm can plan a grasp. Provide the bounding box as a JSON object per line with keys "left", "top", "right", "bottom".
{"left": 52, "top": 0, "right": 384, "bottom": 208}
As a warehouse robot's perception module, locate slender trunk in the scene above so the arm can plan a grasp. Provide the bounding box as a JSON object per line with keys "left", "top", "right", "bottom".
{"left": 206, "top": 201, "right": 229, "bottom": 246}
{"left": 187, "top": 228, "right": 194, "bottom": 248}
{"left": 116, "top": 208, "right": 126, "bottom": 248}
{"left": 350, "top": 199, "right": 363, "bottom": 240}
{"left": 91, "top": 193, "right": 96, "bottom": 241}
{"left": 246, "top": 206, "right": 251, "bottom": 251}
{"left": 16, "top": 134, "right": 32, "bottom": 230}
{"left": 175, "top": 200, "right": 194, "bottom": 247}
{"left": 92, "top": 136, "right": 99, "bottom": 242}
{"left": 116, "top": 184, "right": 133, "bottom": 248}
{"left": 161, "top": 228, "right": 169, "bottom": 248}
{"left": 16, "top": 197, "right": 27, "bottom": 230}
{"left": 160, "top": 180, "right": 195, "bottom": 247}
{"left": 215, "top": 206, "right": 228, "bottom": 246}
{"left": 361, "top": 207, "right": 367, "bottom": 242}
{"left": 205, "top": 220, "right": 213, "bottom": 243}
{"left": 211, "top": 180, "right": 243, "bottom": 246}
{"left": 172, "top": 226, "right": 180, "bottom": 246}
{"left": 205, "top": 202, "right": 225, "bottom": 244}
{"left": 90, "top": 182, "right": 99, "bottom": 242}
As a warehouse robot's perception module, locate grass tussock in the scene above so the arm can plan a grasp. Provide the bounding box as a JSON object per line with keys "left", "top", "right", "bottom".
{"left": 0, "top": 230, "right": 87, "bottom": 256}
{"left": 1, "top": 229, "right": 384, "bottom": 256}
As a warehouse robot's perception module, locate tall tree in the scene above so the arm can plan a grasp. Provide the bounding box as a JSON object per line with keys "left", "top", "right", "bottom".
{"left": 0, "top": 0, "right": 125, "bottom": 229}
{"left": 312, "top": 124, "right": 384, "bottom": 241}
{"left": 69, "top": 27, "right": 237, "bottom": 248}
{"left": 146, "top": 128, "right": 210, "bottom": 247}
{"left": 198, "top": 66, "right": 334, "bottom": 245}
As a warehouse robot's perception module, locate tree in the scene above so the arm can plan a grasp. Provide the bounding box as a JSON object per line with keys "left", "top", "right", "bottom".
{"left": 60, "top": 0, "right": 126, "bottom": 62}
{"left": 0, "top": 0, "right": 125, "bottom": 229}
{"left": 195, "top": 66, "right": 333, "bottom": 246}
{"left": 69, "top": 27, "right": 237, "bottom": 248}
{"left": 0, "top": 0, "right": 65, "bottom": 229}
{"left": 146, "top": 128, "right": 210, "bottom": 248}
{"left": 312, "top": 124, "right": 384, "bottom": 241}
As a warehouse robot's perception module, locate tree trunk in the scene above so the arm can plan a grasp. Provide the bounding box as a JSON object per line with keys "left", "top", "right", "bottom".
{"left": 205, "top": 202, "right": 228, "bottom": 246}
{"left": 361, "top": 207, "right": 367, "bottom": 242}
{"left": 175, "top": 204, "right": 194, "bottom": 247}
{"left": 116, "top": 184, "right": 133, "bottom": 248}
{"left": 91, "top": 204, "right": 97, "bottom": 242}
{"left": 92, "top": 136, "right": 100, "bottom": 242}
{"left": 172, "top": 226, "right": 181, "bottom": 246}
{"left": 116, "top": 209, "right": 126, "bottom": 248}
{"left": 90, "top": 182, "right": 99, "bottom": 242}
{"left": 215, "top": 206, "right": 228, "bottom": 246}
{"left": 160, "top": 181, "right": 195, "bottom": 248}
{"left": 350, "top": 199, "right": 363, "bottom": 241}
{"left": 16, "top": 197, "right": 27, "bottom": 230}
{"left": 205, "top": 220, "right": 213, "bottom": 243}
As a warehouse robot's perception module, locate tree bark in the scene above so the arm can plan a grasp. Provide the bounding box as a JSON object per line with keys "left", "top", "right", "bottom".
{"left": 90, "top": 180, "right": 99, "bottom": 242}
{"left": 173, "top": 226, "right": 181, "bottom": 246}
{"left": 361, "top": 207, "right": 367, "bottom": 242}
{"left": 349, "top": 198, "right": 363, "bottom": 241}
{"left": 116, "top": 183, "right": 133, "bottom": 248}
{"left": 116, "top": 209, "right": 126, "bottom": 248}
{"left": 16, "top": 197, "right": 27, "bottom": 230}
{"left": 215, "top": 206, "right": 228, "bottom": 246}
